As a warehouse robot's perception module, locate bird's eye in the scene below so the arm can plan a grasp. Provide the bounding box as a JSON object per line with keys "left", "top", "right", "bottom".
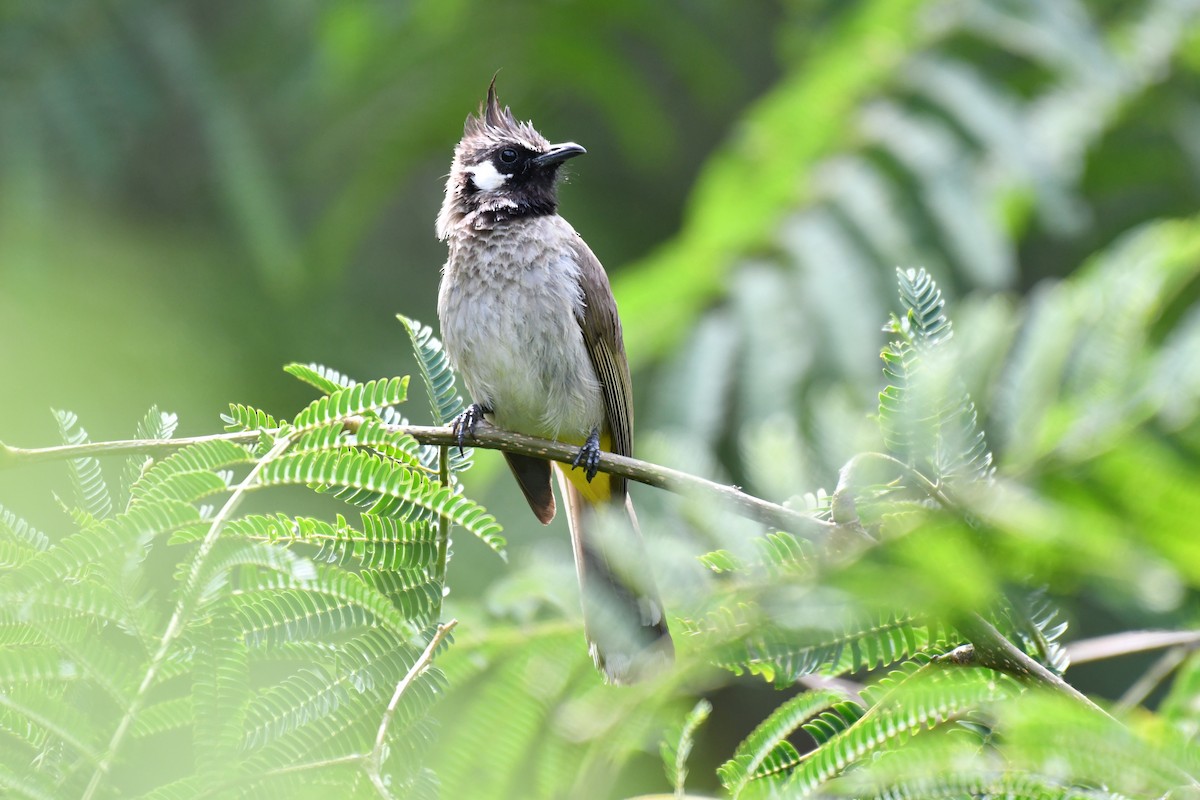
{"left": 498, "top": 147, "right": 519, "bottom": 165}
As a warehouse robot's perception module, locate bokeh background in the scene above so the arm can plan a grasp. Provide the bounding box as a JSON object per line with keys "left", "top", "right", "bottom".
{"left": 4, "top": 0, "right": 1200, "bottom": 796}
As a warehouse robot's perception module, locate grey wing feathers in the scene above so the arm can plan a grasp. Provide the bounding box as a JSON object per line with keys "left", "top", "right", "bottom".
{"left": 569, "top": 236, "right": 634, "bottom": 496}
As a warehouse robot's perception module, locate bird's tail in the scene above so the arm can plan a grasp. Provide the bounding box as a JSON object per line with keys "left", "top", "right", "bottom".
{"left": 555, "top": 465, "right": 674, "bottom": 684}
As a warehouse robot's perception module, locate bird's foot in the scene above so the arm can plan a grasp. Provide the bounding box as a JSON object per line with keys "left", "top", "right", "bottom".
{"left": 451, "top": 403, "right": 490, "bottom": 456}
{"left": 571, "top": 427, "right": 602, "bottom": 482}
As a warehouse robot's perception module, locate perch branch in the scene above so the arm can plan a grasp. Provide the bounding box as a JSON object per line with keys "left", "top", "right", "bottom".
{"left": 0, "top": 419, "right": 829, "bottom": 536}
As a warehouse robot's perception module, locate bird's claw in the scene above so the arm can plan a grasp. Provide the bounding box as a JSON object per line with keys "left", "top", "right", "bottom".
{"left": 571, "top": 428, "right": 602, "bottom": 482}
{"left": 451, "top": 403, "right": 488, "bottom": 456}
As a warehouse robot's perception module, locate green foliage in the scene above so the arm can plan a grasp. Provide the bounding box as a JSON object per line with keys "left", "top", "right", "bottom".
{"left": 432, "top": 232, "right": 1200, "bottom": 797}
{"left": 662, "top": 698, "right": 712, "bottom": 798}
{"left": 4, "top": 2, "right": 1200, "bottom": 798}
{"left": 53, "top": 409, "right": 113, "bottom": 522}
{"left": 717, "top": 689, "right": 850, "bottom": 797}
{"left": 880, "top": 267, "right": 993, "bottom": 484}
{"left": 0, "top": 340, "right": 490, "bottom": 798}
{"left": 398, "top": 315, "right": 473, "bottom": 472}
{"left": 398, "top": 315, "right": 466, "bottom": 427}
{"left": 670, "top": 247, "right": 1200, "bottom": 796}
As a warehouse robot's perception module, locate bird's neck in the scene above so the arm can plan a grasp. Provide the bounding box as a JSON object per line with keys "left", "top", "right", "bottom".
{"left": 438, "top": 191, "right": 559, "bottom": 240}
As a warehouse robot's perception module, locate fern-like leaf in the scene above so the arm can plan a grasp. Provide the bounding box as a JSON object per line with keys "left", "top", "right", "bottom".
{"left": 223, "top": 403, "right": 280, "bottom": 433}
{"left": 130, "top": 440, "right": 254, "bottom": 501}
{"left": 686, "top": 606, "right": 950, "bottom": 685}
{"left": 802, "top": 702, "right": 866, "bottom": 747}
{"left": 720, "top": 689, "right": 847, "bottom": 797}
{"left": 233, "top": 589, "right": 372, "bottom": 648}
{"left": 880, "top": 268, "right": 993, "bottom": 486}
{"left": 122, "top": 405, "right": 179, "bottom": 505}
{"left": 662, "top": 698, "right": 712, "bottom": 798}
{"left": 291, "top": 377, "right": 409, "bottom": 430}
{"left": 398, "top": 315, "right": 466, "bottom": 426}
{"left": 193, "top": 610, "right": 249, "bottom": 773}
{"left": 0, "top": 504, "right": 49, "bottom": 569}
{"left": 350, "top": 417, "right": 426, "bottom": 471}
{"left": 257, "top": 449, "right": 505, "bottom": 557}
{"left": 399, "top": 315, "right": 472, "bottom": 472}
{"left": 53, "top": 409, "right": 113, "bottom": 521}
{"left": 786, "top": 666, "right": 1015, "bottom": 793}
{"left": 360, "top": 568, "right": 441, "bottom": 623}
{"left": 283, "top": 363, "right": 359, "bottom": 395}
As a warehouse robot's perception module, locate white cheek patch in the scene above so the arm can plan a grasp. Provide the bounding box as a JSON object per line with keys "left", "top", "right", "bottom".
{"left": 468, "top": 161, "right": 508, "bottom": 192}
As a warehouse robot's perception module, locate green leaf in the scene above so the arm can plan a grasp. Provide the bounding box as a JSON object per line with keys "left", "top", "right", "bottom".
{"left": 398, "top": 315, "right": 466, "bottom": 426}
{"left": 283, "top": 363, "right": 360, "bottom": 395}
{"left": 130, "top": 440, "right": 255, "bottom": 502}
{"left": 53, "top": 409, "right": 113, "bottom": 521}
{"left": 223, "top": 403, "right": 280, "bottom": 433}
{"left": 291, "top": 376, "right": 409, "bottom": 430}
{"left": 0, "top": 503, "right": 49, "bottom": 569}
{"left": 398, "top": 315, "right": 473, "bottom": 473}
{"left": 193, "top": 610, "right": 249, "bottom": 773}
{"left": 787, "top": 666, "right": 1014, "bottom": 793}
{"left": 687, "top": 606, "right": 948, "bottom": 685}
{"left": 879, "top": 267, "right": 993, "bottom": 485}
{"left": 719, "top": 689, "right": 847, "bottom": 796}
{"left": 662, "top": 698, "right": 712, "bottom": 796}
{"left": 257, "top": 449, "right": 505, "bottom": 558}
{"left": 122, "top": 405, "right": 179, "bottom": 505}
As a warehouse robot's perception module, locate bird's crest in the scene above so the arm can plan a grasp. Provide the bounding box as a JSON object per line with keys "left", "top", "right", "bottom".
{"left": 461, "top": 74, "right": 547, "bottom": 151}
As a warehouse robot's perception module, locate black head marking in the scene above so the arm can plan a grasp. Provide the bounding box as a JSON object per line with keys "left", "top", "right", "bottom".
{"left": 437, "top": 77, "right": 586, "bottom": 234}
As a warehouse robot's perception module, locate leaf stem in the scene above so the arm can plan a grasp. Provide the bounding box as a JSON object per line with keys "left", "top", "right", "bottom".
{"left": 365, "top": 619, "right": 458, "bottom": 798}
{"left": 434, "top": 445, "right": 451, "bottom": 617}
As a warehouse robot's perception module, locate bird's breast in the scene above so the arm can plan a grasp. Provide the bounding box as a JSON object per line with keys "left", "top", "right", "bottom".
{"left": 438, "top": 218, "right": 604, "bottom": 442}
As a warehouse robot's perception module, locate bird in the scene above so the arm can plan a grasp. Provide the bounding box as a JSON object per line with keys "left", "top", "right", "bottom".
{"left": 435, "top": 78, "right": 673, "bottom": 684}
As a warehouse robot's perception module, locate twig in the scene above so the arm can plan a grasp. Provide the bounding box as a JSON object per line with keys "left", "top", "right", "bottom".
{"left": 0, "top": 430, "right": 259, "bottom": 467}
{"left": 365, "top": 620, "right": 458, "bottom": 798}
{"left": 434, "top": 446, "right": 451, "bottom": 617}
{"left": 1, "top": 420, "right": 829, "bottom": 536}
{"left": 946, "top": 616, "right": 1199, "bottom": 788}
{"left": 948, "top": 614, "right": 1109, "bottom": 716}
{"left": 405, "top": 421, "right": 826, "bottom": 535}
{"left": 1066, "top": 629, "right": 1200, "bottom": 664}
{"left": 1117, "top": 647, "right": 1190, "bottom": 712}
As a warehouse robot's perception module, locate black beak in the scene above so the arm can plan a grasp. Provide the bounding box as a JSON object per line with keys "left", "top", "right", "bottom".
{"left": 533, "top": 142, "right": 586, "bottom": 168}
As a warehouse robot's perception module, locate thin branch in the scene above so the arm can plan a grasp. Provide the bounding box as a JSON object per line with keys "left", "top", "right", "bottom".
{"left": 946, "top": 616, "right": 1199, "bottom": 789}
{"left": 0, "top": 430, "right": 258, "bottom": 468}
{"left": 834, "top": 451, "right": 957, "bottom": 514}
{"left": 407, "top": 421, "right": 827, "bottom": 535}
{"left": 81, "top": 431, "right": 296, "bottom": 800}
{"left": 1066, "top": 630, "right": 1200, "bottom": 664}
{"left": 434, "top": 446, "right": 451, "bottom": 618}
{"left": 365, "top": 620, "right": 458, "bottom": 798}
{"left": 1, "top": 419, "right": 829, "bottom": 536}
{"left": 1117, "top": 647, "right": 1190, "bottom": 712}
{"left": 948, "top": 614, "right": 1109, "bottom": 716}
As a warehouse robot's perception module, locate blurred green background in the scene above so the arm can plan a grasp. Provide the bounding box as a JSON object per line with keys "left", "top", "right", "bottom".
{"left": 4, "top": 0, "right": 1200, "bottom": 795}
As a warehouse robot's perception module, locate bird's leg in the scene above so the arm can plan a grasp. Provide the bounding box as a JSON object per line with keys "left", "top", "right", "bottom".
{"left": 451, "top": 403, "right": 491, "bottom": 456}
{"left": 571, "top": 427, "right": 603, "bottom": 482}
